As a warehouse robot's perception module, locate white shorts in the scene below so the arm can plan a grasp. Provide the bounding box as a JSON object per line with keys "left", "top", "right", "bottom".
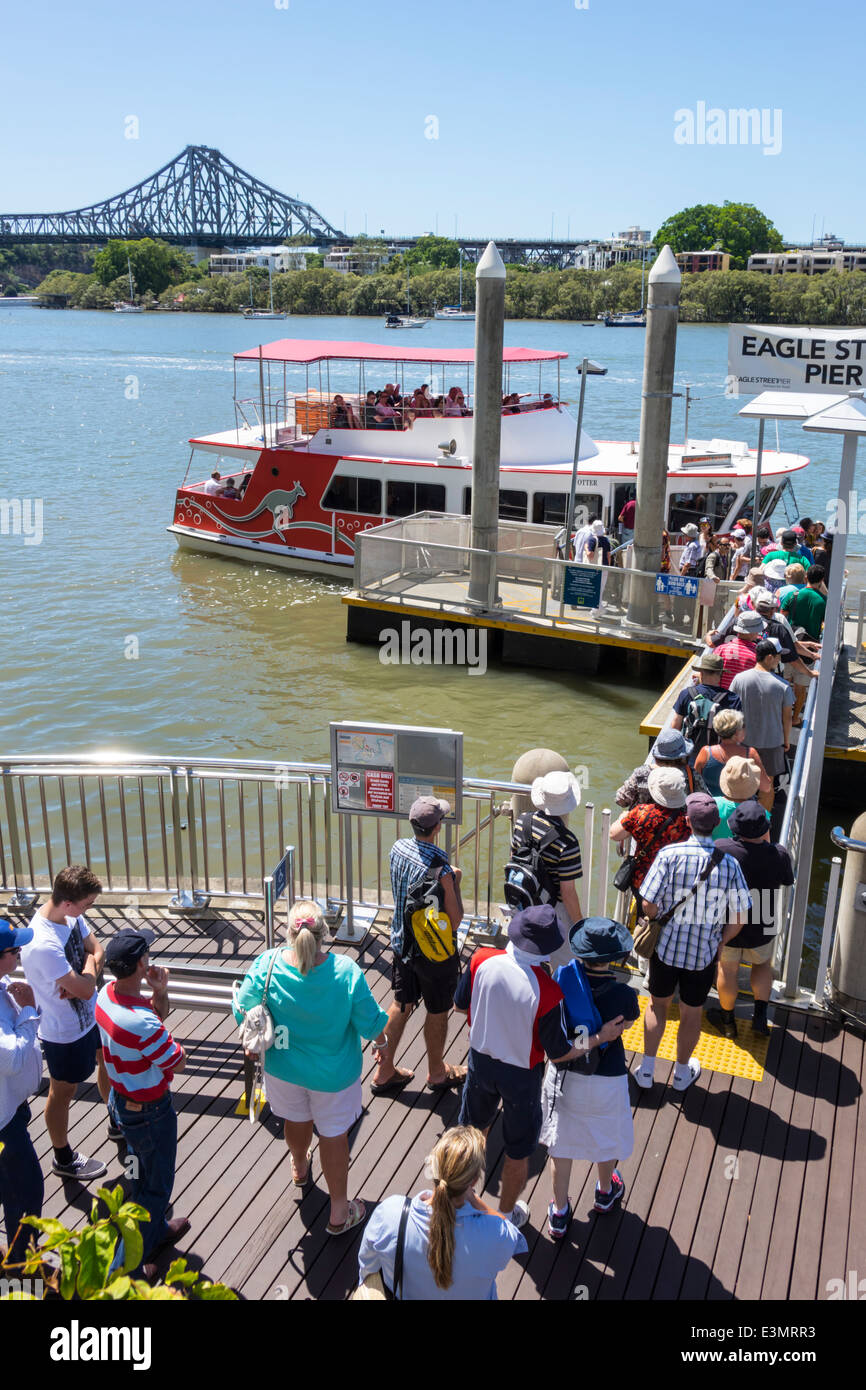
{"left": 540, "top": 1065, "right": 633, "bottom": 1163}
{"left": 264, "top": 1074, "right": 363, "bottom": 1137}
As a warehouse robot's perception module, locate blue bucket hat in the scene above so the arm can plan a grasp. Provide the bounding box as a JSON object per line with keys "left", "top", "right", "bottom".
{"left": 0, "top": 918, "right": 34, "bottom": 953}
{"left": 568, "top": 917, "right": 633, "bottom": 964}
{"left": 652, "top": 727, "right": 693, "bottom": 761}
{"left": 507, "top": 905, "right": 563, "bottom": 958}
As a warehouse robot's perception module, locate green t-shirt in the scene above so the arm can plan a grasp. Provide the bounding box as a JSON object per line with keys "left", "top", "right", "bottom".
{"left": 232, "top": 948, "right": 388, "bottom": 1092}
{"left": 781, "top": 585, "right": 826, "bottom": 640}
{"left": 762, "top": 548, "right": 801, "bottom": 568}
{"left": 712, "top": 798, "right": 771, "bottom": 841}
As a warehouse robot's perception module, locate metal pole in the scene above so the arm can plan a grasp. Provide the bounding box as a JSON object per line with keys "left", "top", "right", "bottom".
{"left": 334, "top": 813, "right": 364, "bottom": 943}
{"left": 750, "top": 417, "right": 765, "bottom": 567}
{"left": 258, "top": 345, "right": 266, "bottom": 447}
{"left": 783, "top": 430, "right": 858, "bottom": 996}
{"left": 468, "top": 241, "right": 506, "bottom": 608}
{"left": 264, "top": 874, "right": 274, "bottom": 950}
{"left": 564, "top": 358, "right": 589, "bottom": 560}
{"left": 813, "top": 855, "right": 842, "bottom": 1005}
{"left": 684, "top": 384, "right": 690, "bottom": 447}
{"left": 628, "top": 246, "right": 682, "bottom": 625}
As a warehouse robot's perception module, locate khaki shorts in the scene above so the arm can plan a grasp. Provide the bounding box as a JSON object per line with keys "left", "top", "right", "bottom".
{"left": 784, "top": 662, "right": 812, "bottom": 690}
{"left": 720, "top": 938, "right": 775, "bottom": 966}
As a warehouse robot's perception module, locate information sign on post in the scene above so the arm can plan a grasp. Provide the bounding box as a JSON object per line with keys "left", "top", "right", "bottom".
{"left": 329, "top": 722, "right": 463, "bottom": 947}
{"left": 329, "top": 722, "right": 463, "bottom": 823}
{"left": 562, "top": 565, "right": 603, "bottom": 609}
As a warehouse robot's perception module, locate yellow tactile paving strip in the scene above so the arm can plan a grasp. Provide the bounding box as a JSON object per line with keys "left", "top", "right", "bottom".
{"left": 623, "top": 995, "right": 770, "bottom": 1082}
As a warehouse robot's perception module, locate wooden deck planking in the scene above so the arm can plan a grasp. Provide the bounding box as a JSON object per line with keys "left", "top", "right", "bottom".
{"left": 11, "top": 921, "right": 866, "bottom": 1302}
{"left": 650, "top": 1068, "right": 732, "bottom": 1299}
{"left": 759, "top": 1016, "right": 825, "bottom": 1299}
{"left": 733, "top": 1013, "right": 809, "bottom": 1300}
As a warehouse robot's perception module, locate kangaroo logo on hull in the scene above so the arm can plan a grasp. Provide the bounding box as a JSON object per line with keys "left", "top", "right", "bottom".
{"left": 212, "top": 482, "right": 306, "bottom": 532}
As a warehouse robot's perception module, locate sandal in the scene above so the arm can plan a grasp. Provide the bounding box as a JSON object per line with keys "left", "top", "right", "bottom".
{"left": 370, "top": 1070, "right": 414, "bottom": 1096}
{"left": 427, "top": 1065, "right": 467, "bottom": 1093}
{"left": 292, "top": 1150, "right": 313, "bottom": 1187}
{"left": 326, "top": 1199, "right": 366, "bottom": 1236}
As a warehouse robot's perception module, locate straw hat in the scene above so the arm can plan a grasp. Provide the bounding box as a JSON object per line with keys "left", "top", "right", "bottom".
{"left": 720, "top": 756, "right": 761, "bottom": 802}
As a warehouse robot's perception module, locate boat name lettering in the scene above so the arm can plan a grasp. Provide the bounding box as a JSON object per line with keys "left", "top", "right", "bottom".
{"left": 572, "top": 478, "right": 599, "bottom": 487}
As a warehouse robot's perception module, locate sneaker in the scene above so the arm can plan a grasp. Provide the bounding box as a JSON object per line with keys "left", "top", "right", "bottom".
{"left": 52, "top": 1151, "right": 108, "bottom": 1181}
{"left": 593, "top": 1171, "right": 625, "bottom": 1213}
{"left": 632, "top": 1061, "right": 655, "bottom": 1089}
{"left": 547, "top": 1201, "right": 572, "bottom": 1240}
{"left": 506, "top": 1200, "right": 530, "bottom": 1229}
{"left": 671, "top": 1057, "right": 702, "bottom": 1092}
{"left": 706, "top": 1006, "right": 738, "bottom": 1040}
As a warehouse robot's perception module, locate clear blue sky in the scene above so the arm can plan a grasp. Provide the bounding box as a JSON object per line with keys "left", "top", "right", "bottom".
{"left": 1, "top": 0, "right": 862, "bottom": 245}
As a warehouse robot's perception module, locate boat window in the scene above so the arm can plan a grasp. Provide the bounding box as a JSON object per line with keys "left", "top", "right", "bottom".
{"left": 533, "top": 492, "right": 603, "bottom": 526}
{"left": 532, "top": 492, "right": 568, "bottom": 526}
{"left": 321, "top": 475, "right": 382, "bottom": 515}
{"left": 667, "top": 490, "right": 738, "bottom": 534}
{"left": 737, "top": 485, "right": 777, "bottom": 525}
{"left": 386, "top": 480, "right": 447, "bottom": 517}
{"left": 462, "top": 487, "right": 528, "bottom": 521}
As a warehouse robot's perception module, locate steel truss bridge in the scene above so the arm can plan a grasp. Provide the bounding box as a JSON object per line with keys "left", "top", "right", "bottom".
{"left": 0, "top": 145, "right": 646, "bottom": 269}
{"left": 0, "top": 145, "right": 347, "bottom": 248}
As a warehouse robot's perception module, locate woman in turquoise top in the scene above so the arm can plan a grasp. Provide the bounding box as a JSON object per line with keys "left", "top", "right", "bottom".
{"left": 233, "top": 899, "right": 388, "bottom": 1236}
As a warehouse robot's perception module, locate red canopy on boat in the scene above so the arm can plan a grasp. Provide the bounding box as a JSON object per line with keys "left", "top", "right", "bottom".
{"left": 234, "top": 339, "right": 567, "bottom": 365}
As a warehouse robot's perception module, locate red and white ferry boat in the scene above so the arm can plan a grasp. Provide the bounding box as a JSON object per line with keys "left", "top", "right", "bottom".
{"left": 168, "top": 338, "right": 809, "bottom": 576}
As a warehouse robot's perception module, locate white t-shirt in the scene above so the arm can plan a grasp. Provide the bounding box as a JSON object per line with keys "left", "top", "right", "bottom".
{"left": 203, "top": 478, "right": 221, "bottom": 495}
{"left": 21, "top": 912, "right": 96, "bottom": 1044}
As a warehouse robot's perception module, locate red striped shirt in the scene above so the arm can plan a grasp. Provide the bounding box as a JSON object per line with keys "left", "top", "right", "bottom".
{"left": 95, "top": 982, "right": 183, "bottom": 1101}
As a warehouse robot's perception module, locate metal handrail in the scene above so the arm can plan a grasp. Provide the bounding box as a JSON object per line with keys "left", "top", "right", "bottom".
{"left": 830, "top": 826, "right": 866, "bottom": 853}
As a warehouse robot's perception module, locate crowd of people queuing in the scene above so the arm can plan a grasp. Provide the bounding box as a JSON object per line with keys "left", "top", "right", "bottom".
{"left": 0, "top": 505, "right": 823, "bottom": 1297}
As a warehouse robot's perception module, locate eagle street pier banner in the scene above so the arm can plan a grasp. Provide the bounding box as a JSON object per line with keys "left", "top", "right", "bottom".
{"left": 727, "top": 325, "right": 866, "bottom": 396}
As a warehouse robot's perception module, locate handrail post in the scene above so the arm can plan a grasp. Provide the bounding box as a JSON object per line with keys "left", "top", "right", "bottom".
{"left": 1, "top": 767, "right": 38, "bottom": 907}
{"left": 813, "top": 855, "right": 842, "bottom": 1005}
{"left": 168, "top": 765, "right": 210, "bottom": 911}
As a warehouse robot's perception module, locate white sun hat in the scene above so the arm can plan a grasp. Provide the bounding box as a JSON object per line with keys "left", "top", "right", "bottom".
{"left": 530, "top": 769, "right": 581, "bottom": 817}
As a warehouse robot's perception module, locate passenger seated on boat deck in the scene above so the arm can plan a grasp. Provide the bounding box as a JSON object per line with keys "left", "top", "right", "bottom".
{"left": 238, "top": 473, "right": 251, "bottom": 495}
{"left": 363, "top": 390, "right": 379, "bottom": 429}
{"left": 219, "top": 479, "right": 241, "bottom": 499}
{"left": 443, "top": 387, "right": 464, "bottom": 418}
{"left": 204, "top": 470, "right": 222, "bottom": 495}
{"left": 330, "top": 395, "right": 358, "bottom": 429}
{"left": 375, "top": 393, "right": 400, "bottom": 430}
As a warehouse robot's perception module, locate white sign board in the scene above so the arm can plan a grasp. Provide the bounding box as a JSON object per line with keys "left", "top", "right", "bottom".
{"left": 329, "top": 721, "right": 462, "bottom": 821}
{"left": 727, "top": 325, "right": 866, "bottom": 397}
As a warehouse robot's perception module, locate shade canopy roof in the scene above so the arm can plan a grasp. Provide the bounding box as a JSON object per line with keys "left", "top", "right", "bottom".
{"left": 234, "top": 338, "right": 568, "bottom": 366}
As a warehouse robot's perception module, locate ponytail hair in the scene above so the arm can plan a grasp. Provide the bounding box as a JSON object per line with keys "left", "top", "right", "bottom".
{"left": 425, "top": 1126, "right": 486, "bottom": 1290}
{"left": 286, "top": 899, "right": 327, "bottom": 976}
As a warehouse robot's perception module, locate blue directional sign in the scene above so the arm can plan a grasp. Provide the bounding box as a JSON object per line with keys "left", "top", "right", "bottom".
{"left": 272, "top": 852, "right": 288, "bottom": 902}
{"left": 563, "top": 565, "right": 603, "bottom": 608}
{"left": 655, "top": 573, "right": 699, "bottom": 599}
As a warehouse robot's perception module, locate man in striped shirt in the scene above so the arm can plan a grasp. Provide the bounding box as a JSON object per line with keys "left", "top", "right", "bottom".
{"left": 95, "top": 928, "right": 188, "bottom": 1280}
{"left": 635, "top": 794, "right": 750, "bottom": 1092}
{"left": 715, "top": 611, "right": 763, "bottom": 691}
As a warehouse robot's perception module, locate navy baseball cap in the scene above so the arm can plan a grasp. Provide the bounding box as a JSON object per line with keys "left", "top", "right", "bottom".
{"left": 0, "top": 919, "right": 34, "bottom": 952}
{"left": 104, "top": 927, "right": 155, "bottom": 972}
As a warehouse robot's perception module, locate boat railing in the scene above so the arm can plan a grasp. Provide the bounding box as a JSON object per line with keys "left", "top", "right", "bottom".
{"left": 0, "top": 753, "right": 627, "bottom": 959}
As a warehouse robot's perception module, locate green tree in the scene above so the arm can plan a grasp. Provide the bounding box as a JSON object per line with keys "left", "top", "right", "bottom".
{"left": 655, "top": 202, "right": 784, "bottom": 270}
{"left": 403, "top": 236, "right": 461, "bottom": 270}
{"left": 93, "top": 238, "right": 194, "bottom": 296}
